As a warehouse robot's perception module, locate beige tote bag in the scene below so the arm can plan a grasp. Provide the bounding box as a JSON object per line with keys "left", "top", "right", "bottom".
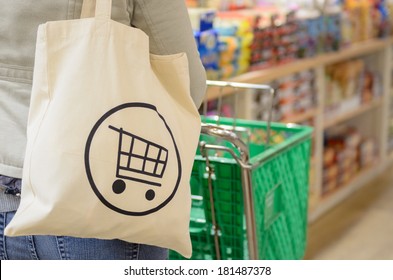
{"left": 5, "top": 0, "right": 201, "bottom": 258}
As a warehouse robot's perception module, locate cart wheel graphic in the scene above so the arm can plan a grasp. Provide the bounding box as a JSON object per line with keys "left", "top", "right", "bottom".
{"left": 112, "top": 179, "right": 155, "bottom": 201}
{"left": 112, "top": 179, "right": 126, "bottom": 194}
{"left": 85, "top": 102, "right": 181, "bottom": 216}
{"left": 145, "top": 189, "right": 155, "bottom": 201}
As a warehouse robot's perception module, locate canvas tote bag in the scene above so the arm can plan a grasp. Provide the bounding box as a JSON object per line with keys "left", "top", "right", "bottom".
{"left": 5, "top": 0, "right": 201, "bottom": 258}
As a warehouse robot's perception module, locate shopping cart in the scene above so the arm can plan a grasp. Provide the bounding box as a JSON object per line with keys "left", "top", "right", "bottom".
{"left": 170, "top": 80, "right": 313, "bottom": 260}
{"left": 109, "top": 125, "right": 168, "bottom": 200}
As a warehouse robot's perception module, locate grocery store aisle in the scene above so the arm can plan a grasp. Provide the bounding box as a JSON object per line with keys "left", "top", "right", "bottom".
{"left": 304, "top": 164, "right": 393, "bottom": 260}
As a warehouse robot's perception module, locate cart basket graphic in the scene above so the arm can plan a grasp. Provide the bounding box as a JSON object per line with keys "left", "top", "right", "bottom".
{"left": 109, "top": 125, "right": 169, "bottom": 198}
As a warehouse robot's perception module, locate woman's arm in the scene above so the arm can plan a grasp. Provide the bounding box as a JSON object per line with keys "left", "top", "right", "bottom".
{"left": 129, "top": 0, "right": 207, "bottom": 108}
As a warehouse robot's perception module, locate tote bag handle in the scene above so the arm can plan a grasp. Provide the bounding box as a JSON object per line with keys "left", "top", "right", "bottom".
{"left": 80, "top": 0, "right": 112, "bottom": 20}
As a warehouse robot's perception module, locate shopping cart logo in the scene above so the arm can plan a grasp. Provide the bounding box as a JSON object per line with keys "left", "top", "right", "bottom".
{"left": 108, "top": 125, "right": 168, "bottom": 200}
{"left": 85, "top": 102, "right": 182, "bottom": 216}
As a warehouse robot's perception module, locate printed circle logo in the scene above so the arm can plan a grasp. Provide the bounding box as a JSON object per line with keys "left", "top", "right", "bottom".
{"left": 85, "top": 103, "right": 181, "bottom": 216}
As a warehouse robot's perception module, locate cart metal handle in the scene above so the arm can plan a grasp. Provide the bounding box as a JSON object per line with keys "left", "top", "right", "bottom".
{"left": 201, "top": 123, "right": 250, "bottom": 166}
{"left": 200, "top": 123, "right": 258, "bottom": 260}
{"left": 206, "top": 80, "right": 275, "bottom": 94}
{"left": 200, "top": 80, "right": 276, "bottom": 260}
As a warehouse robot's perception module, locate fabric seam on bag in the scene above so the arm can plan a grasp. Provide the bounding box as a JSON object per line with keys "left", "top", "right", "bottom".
{"left": 17, "top": 25, "right": 52, "bottom": 215}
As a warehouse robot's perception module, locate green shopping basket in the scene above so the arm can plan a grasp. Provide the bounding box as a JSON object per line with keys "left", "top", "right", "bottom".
{"left": 170, "top": 82, "right": 313, "bottom": 260}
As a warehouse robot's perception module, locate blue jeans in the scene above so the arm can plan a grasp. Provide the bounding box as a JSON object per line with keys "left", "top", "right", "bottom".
{"left": 0, "top": 211, "right": 168, "bottom": 260}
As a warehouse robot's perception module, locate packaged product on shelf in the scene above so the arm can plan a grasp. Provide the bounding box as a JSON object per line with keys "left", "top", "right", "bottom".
{"left": 341, "top": 8, "right": 353, "bottom": 47}
{"left": 340, "top": 0, "right": 391, "bottom": 42}
{"left": 188, "top": 7, "right": 221, "bottom": 79}
{"left": 217, "top": 33, "right": 252, "bottom": 77}
{"left": 359, "top": 0, "right": 373, "bottom": 40}
{"left": 324, "top": 5, "right": 342, "bottom": 52}
{"left": 387, "top": 0, "right": 393, "bottom": 35}
{"left": 194, "top": 29, "right": 220, "bottom": 79}
{"left": 296, "top": 10, "right": 321, "bottom": 58}
{"left": 323, "top": 147, "right": 335, "bottom": 167}
{"left": 372, "top": 0, "right": 390, "bottom": 38}
{"left": 217, "top": 35, "right": 239, "bottom": 77}
{"left": 261, "top": 8, "right": 299, "bottom": 66}
{"left": 342, "top": 0, "right": 374, "bottom": 42}
{"left": 359, "top": 138, "right": 377, "bottom": 167}
{"left": 324, "top": 58, "right": 381, "bottom": 118}
{"left": 341, "top": 0, "right": 391, "bottom": 41}
{"left": 323, "top": 163, "right": 339, "bottom": 193}
{"left": 360, "top": 70, "right": 374, "bottom": 102}
{"left": 188, "top": 8, "right": 216, "bottom": 32}
{"left": 359, "top": 69, "right": 382, "bottom": 102}
{"left": 295, "top": 2, "right": 343, "bottom": 56}
{"left": 268, "top": 70, "right": 317, "bottom": 122}
{"left": 322, "top": 145, "right": 339, "bottom": 194}
{"left": 231, "top": 4, "right": 300, "bottom": 70}
{"left": 220, "top": 0, "right": 255, "bottom": 11}
{"left": 322, "top": 125, "right": 373, "bottom": 195}
{"left": 272, "top": 11, "right": 299, "bottom": 64}
{"left": 214, "top": 11, "right": 254, "bottom": 77}
{"left": 345, "top": 127, "right": 362, "bottom": 148}
{"left": 249, "top": 12, "right": 276, "bottom": 69}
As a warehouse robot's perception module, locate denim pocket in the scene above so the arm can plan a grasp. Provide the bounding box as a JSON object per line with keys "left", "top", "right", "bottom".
{"left": 0, "top": 211, "right": 39, "bottom": 259}
{"left": 58, "top": 236, "right": 140, "bottom": 260}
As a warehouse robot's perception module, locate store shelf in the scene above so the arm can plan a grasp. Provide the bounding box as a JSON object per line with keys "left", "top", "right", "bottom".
{"left": 308, "top": 162, "right": 386, "bottom": 223}
{"left": 323, "top": 99, "right": 383, "bottom": 129}
{"left": 206, "top": 38, "right": 392, "bottom": 100}
{"left": 201, "top": 36, "right": 393, "bottom": 224}
{"left": 321, "top": 38, "right": 389, "bottom": 65}
{"left": 281, "top": 108, "right": 318, "bottom": 124}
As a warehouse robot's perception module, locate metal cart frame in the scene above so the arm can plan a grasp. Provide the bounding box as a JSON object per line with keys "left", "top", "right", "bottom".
{"left": 200, "top": 80, "right": 276, "bottom": 260}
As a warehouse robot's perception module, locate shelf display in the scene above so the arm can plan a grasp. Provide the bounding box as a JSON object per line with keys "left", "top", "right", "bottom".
{"left": 324, "top": 58, "right": 382, "bottom": 121}
{"left": 248, "top": 70, "right": 317, "bottom": 123}
{"left": 201, "top": 69, "right": 317, "bottom": 124}
{"left": 322, "top": 125, "right": 377, "bottom": 196}
{"left": 187, "top": 0, "right": 393, "bottom": 223}
{"left": 189, "top": 0, "right": 392, "bottom": 80}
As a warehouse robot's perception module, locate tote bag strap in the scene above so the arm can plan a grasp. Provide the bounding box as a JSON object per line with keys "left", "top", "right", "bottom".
{"left": 80, "top": 0, "right": 112, "bottom": 20}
